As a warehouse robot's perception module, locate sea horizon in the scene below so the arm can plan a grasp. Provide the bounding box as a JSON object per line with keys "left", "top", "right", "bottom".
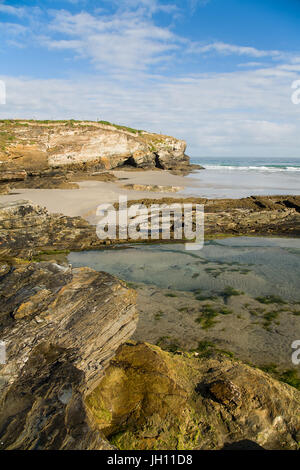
{"left": 191, "top": 156, "right": 300, "bottom": 172}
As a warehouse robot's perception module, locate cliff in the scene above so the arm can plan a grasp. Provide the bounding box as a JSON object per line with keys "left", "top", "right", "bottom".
{"left": 0, "top": 120, "right": 191, "bottom": 173}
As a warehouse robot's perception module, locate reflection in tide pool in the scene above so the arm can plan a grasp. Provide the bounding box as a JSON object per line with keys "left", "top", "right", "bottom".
{"left": 68, "top": 237, "right": 300, "bottom": 301}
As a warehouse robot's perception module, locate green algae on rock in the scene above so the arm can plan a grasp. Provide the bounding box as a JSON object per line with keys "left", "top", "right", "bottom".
{"left": 86, "top": 342, "right": 300, "bottom": 450}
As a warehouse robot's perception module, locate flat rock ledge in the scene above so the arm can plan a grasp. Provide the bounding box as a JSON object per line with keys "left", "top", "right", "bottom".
{"left": 0, "top": 200, "right": 105, "bottom": 258}
{"left": 1, "top": 196, "right": 299, "bottom": 261}
{"left": 0, "top": 262, "right": 137, "bottom": 450}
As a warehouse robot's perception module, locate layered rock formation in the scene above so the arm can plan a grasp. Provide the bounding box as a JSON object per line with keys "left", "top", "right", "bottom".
{"left": 0, "top": 262, "right": 137, "bottom": 449}
{"left": 0, "top": 200, "right": 104, "bottom": 258}
{"left": 0, "top": 170, "right": 27, "bottom": 194}
{"left": 0, "top": 170, "right": 27, "bottom": 182}
{"left": 0, "top": 120, "right": 192, "bottom": 174}
{"left": 121, "top": 183, "right": 184, "bottom": 192}
{"left": 0, "top": 196, "right": 299, "bottom": 450}
{"left": 86, "top": 342, "right": 300, "bottom": 450}
{"left": 128, "top": 195, "right": 300, "bottom": 238}
{"left": 0, "top": 196, "right": 299, "bottom": 261}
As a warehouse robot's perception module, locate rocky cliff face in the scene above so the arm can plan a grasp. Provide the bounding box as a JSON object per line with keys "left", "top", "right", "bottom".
{"left": 0, "top": 120, "right": 190, "bottom": 173}
{"left": 0, "top": 262, "right": 137, "bottom": 449}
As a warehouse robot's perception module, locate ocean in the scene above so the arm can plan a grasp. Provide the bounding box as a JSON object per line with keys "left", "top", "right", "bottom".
{"left": 185, "top": 157, "right": 300, "bottom": 198}
{"left": 191, "top": 156, "right": 300, "bottom": 172}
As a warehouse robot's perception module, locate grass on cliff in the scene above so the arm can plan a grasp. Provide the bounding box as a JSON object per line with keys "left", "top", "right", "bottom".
{"left": 0, "top": 119, "right": 144, "bottom": 135}
{"left": 0, "top": 130, "right": 16, "bottom": 150}
{"left": 97, "top": 120, "right": 144, "bottom": 134}
{"left": 255, "top": 295, "right": 287, "bottom": 305}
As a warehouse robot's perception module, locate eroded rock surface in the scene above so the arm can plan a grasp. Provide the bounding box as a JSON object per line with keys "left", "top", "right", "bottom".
{"left": 0, "top": 200, "right": 104, "bottom": 258}
{"left": 0, "top": 262, "right": 137, "bottom": 449}
{"left": 86, "top": 342, "right": 300, "bottom": 450}
{"left": 0, "top": 120, "right": 191, "bottom": 174}
{"left": 1, "top": 196, "right": 299, "bottom": 260}
{"left": 129, "top": 195, "right": 300, "bottom": 237}
{"left": 121, "top": 183, "right": 184, "bottom": 192}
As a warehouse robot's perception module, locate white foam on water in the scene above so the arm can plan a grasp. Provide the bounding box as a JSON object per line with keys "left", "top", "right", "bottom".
{"left": 202, "top": 165, "right": 300, "bottom": 172}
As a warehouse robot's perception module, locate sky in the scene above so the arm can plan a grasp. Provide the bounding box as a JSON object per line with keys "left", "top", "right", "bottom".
{"left": 1, "top": 0, "right": 300, "bottom": 158}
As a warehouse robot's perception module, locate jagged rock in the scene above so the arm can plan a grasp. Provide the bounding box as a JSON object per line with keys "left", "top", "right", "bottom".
{"left": 0, "top": 263, "right": 9, "bottom": 276}
{"left": 122, "top": 183, "right": 184, "bottom": 192}
{"left": 0, "top": 262, "right": 138, "bottom": 449}
{"left": 86, "top": 342, "right": 300, "bottom": 450}
{"left": 0, "top": 170, "right": 27, "bottom": 182}
{"left": 0, "top": 184, "right": 10, "bottom": 195}
{"left": 1, "top": 196, "right": 299, "bottom": 261}
{"left": 209, "top": 380, "right": 242, "bottom": 406}
{"left": 0, "top": 200, "right": 105, "bottom": 258}
{"left": 0, "top": 343, "right": 114, "bottom": 450}
{"left": 127, "top": 195, "right": 300, "bottom": 237}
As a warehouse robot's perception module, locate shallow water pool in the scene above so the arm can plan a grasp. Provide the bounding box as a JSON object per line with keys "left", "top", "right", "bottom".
{"left": 68, "top": 237, "right": 300, "bottom": 301}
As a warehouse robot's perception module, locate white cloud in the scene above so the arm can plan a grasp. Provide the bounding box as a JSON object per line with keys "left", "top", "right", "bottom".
{"left": 1, "top": 62, "right": 300, "bottom": 158}
{"left": 0, "top": 3, "right": 26, "bottom": 17}
{"left": 112, "top": 0, "right": 179, "bottom": 15}
{"left": 1, "top": 2, "right": 300, "bottom": 158}
{"left": 188, "top": 41, "right": 282, "bottom": 58}
{"left": 0, "top": 4, "right": 291, "bottom": 73}
{"left": 41, "top": 9, "right": 182, "bottom": 72}
{"left": 238, "top": 62, "right": 266, "bottom": 68}
{"left": 189, "top": 0, "right": 211, "bottom": 13}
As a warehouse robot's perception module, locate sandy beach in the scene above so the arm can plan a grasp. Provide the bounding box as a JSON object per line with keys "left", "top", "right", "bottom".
{"left": 0, "top": 169, "right": 197, "bottom": 223}
{"left": 1, "top": 165, "right": 300, "bottom": 224}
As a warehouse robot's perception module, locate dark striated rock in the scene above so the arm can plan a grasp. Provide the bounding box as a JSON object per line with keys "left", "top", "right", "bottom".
{"left": 0, "top": 343, "right": 113, "bottom": 450}
{"left": 0, "top": 262, "right": 137, "bottom": 449}
{"left": 0, "top": 200, "right": 105, "bottom": 258}
{"left": 1, "top": 195, "right": 300, "bottom": 262}
{"left": 127, "top": 195, "right": 300, "bottom": 238}
{"left": 209, "top": 379, "right": 242, "bottom": 406}
{"left": 1, "top": 196, "right": 300, "bottom": 261}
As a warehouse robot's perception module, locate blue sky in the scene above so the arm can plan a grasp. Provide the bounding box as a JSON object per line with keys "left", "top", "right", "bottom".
{"left": 1, "top": 0, "right": 300, "bottom": 158}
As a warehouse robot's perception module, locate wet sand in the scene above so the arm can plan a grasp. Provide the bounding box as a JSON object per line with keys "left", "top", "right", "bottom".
{"left": 0, "top": 170, "right": 195, "bottom": 222}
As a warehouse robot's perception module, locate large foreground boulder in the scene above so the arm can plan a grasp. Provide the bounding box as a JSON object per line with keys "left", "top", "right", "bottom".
{"left": 86, "top": 342, "right": 300, "bottom": 450}
{"left": 0, "top": 262, "right": 137, "bottom": 449}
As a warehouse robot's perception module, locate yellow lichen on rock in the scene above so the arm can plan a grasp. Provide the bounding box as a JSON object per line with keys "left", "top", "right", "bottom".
{"left": 86, "top": 342, "right": 300, "bottom": 451}
{"left": 86, "top": 342, "right": 201, "bottom": 450}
